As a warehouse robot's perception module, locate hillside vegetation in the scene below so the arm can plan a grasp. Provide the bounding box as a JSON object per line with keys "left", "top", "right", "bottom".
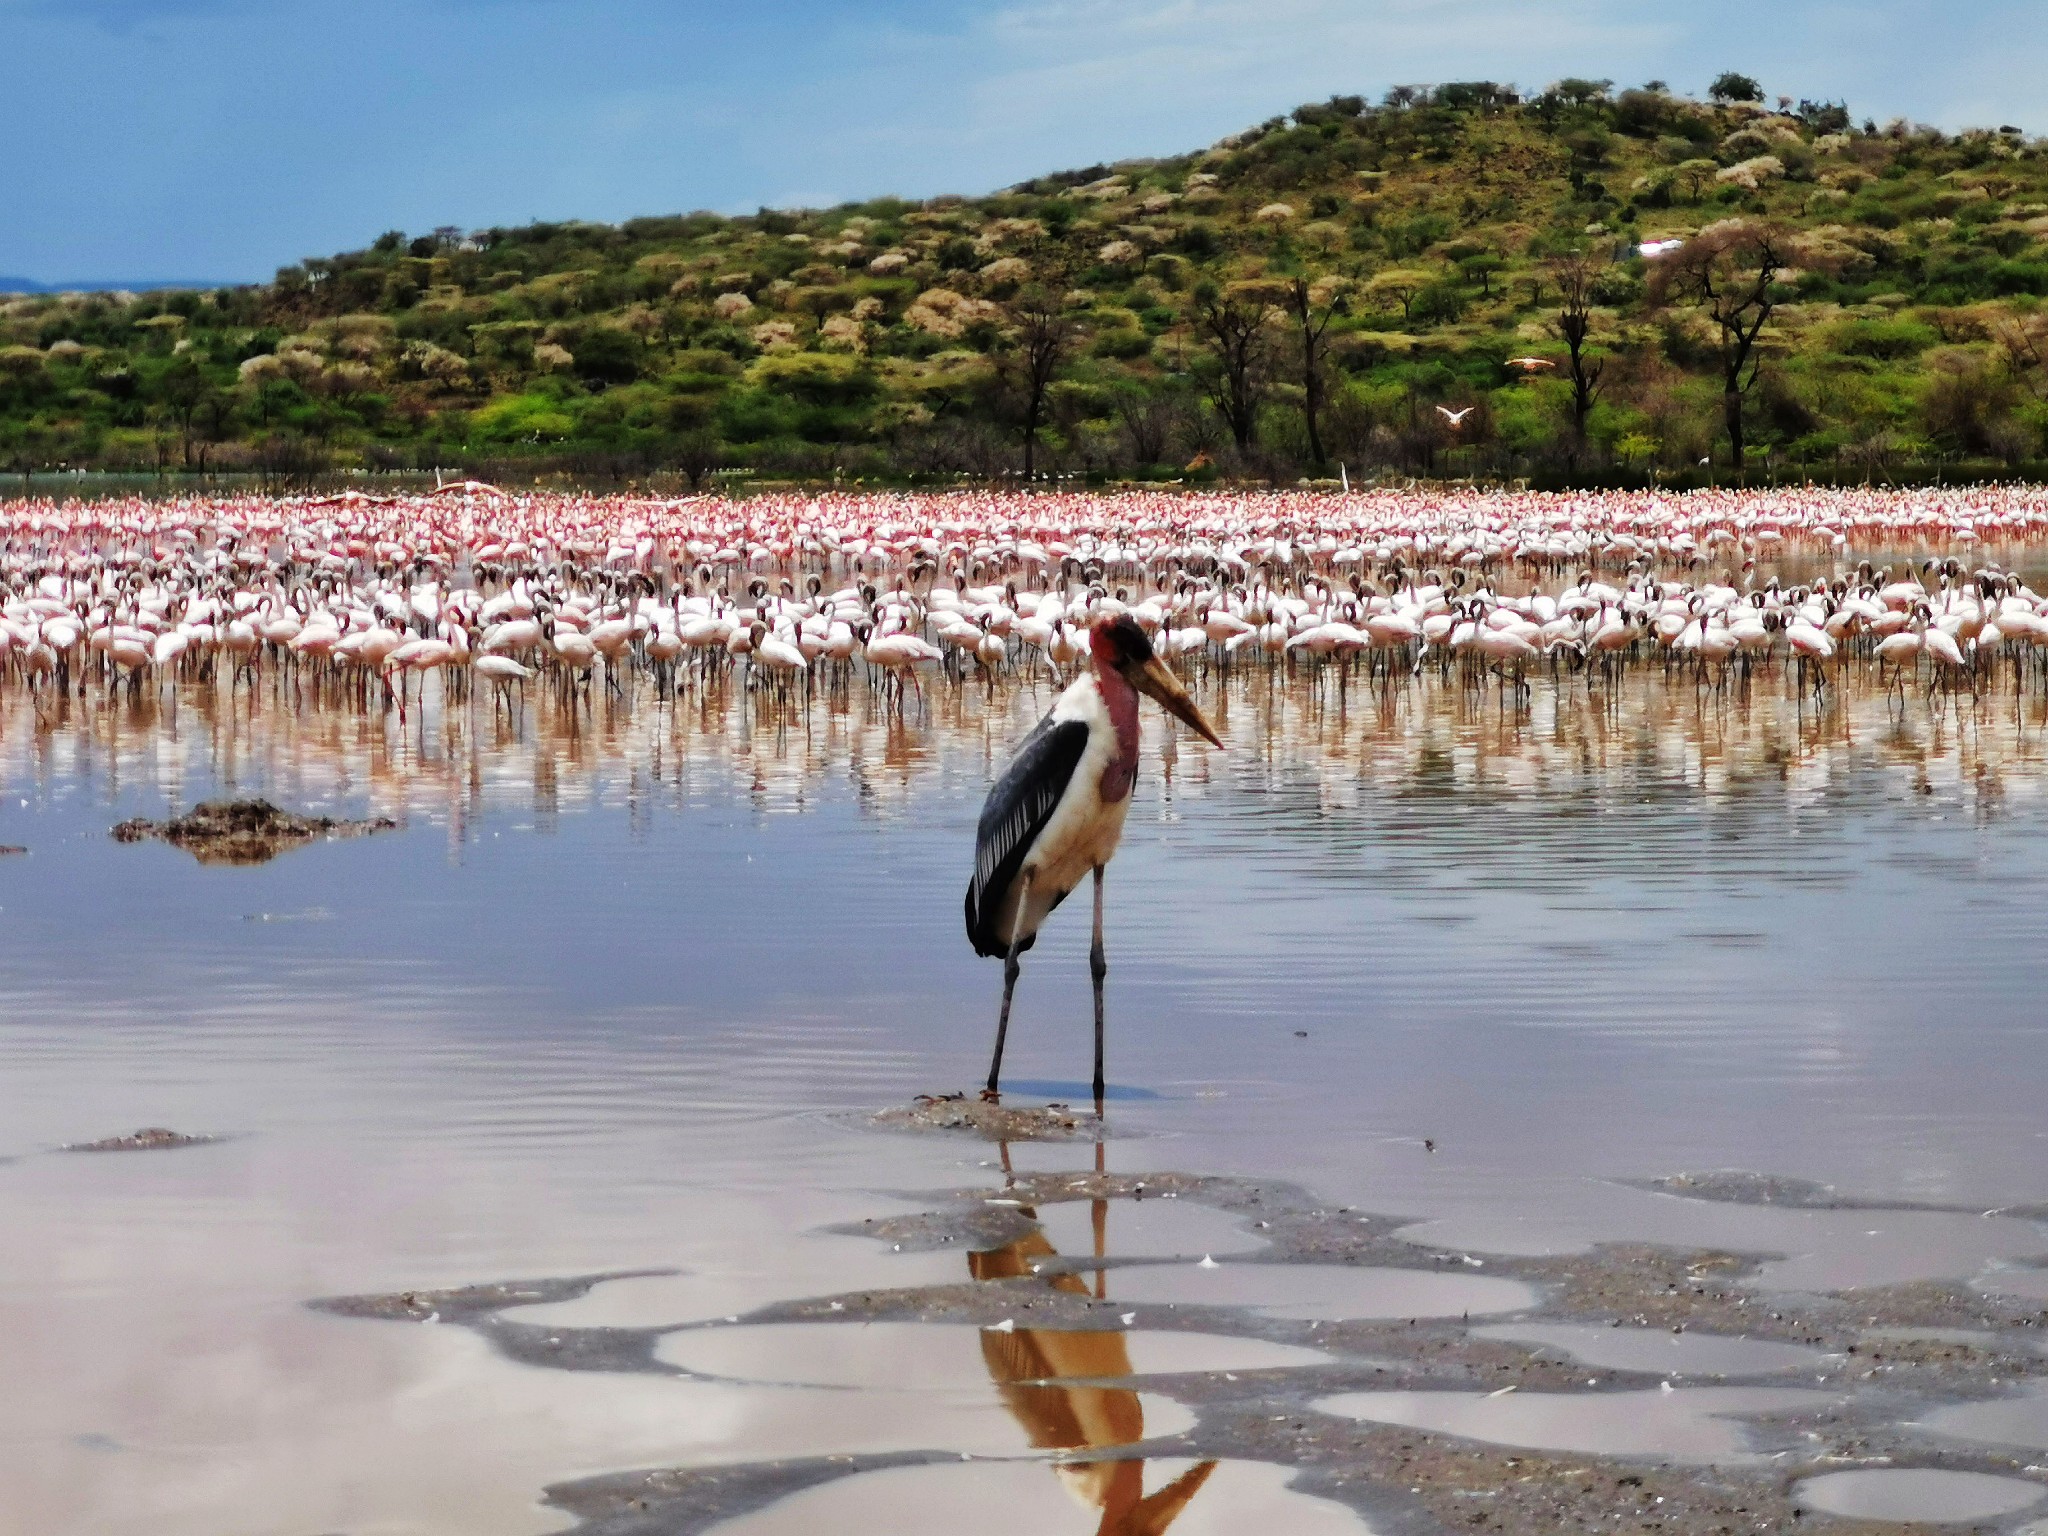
{"left": 6, "top": 75, "right": 2048, "bottom": 488}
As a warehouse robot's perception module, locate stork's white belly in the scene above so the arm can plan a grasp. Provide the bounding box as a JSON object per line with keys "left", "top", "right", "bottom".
{"left": 1014, "top": 776, "right": 1132, "bottom": 934}
{"left": 996, "top": 673, "right": 1134, "bottom": 944}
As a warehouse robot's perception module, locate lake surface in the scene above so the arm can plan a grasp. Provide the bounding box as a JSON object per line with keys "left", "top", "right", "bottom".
{"left": 4, "top": 661, "right": 2048, "bottom": 1534}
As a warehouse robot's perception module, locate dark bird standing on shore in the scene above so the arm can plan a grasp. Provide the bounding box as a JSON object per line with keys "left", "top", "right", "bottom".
{"left": 965, "top": 614, "right": 1223, "bottom": 1106}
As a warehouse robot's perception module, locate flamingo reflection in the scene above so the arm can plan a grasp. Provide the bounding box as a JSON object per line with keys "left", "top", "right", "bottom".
{"left": 968, "top": 1149, "right": 1216, "bottom": 1534}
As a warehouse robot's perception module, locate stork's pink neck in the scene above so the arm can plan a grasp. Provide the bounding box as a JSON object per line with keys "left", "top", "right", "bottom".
{"left": 1093, "top": 654, "right": 1140, "bottom": 802}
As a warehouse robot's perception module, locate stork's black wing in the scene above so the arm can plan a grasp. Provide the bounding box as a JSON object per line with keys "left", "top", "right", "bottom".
{"left": 965, "top": 713, "right": 1090, "bottom": 957}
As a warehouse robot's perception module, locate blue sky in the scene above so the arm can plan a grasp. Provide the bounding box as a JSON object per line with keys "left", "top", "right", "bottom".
{"left": 4, "top": 0, "right": 2043, "bottom": 282}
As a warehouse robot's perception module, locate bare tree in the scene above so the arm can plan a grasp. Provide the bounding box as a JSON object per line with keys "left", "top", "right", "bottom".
{"left": 1549, "top": 252, "right": 1605, "bottom": 459}
{"left": 1649, "top": 222, "right": 1798, "bottom": 472}
{"left": 1283, "top": 274, "right": 1346, "bottom": 470}
{"left": 996, "top": 281, "right": 1077, "bottom": 478}
{"left": 1114, "top": 389, "right": 1178, "bottom": 466}
{"left": 0, "top": 417, "right": 57, "bottom": 492}
{"left": 1193, "top": 283, "right": 1277, "bottom": 454}
{"left": 1995, "top": 314, "right": 2048, "bottom": 399}
{"left": 153, "top": 355, "right": 211, "bottom": 469}
{"left": 994, "top": 238, "right": 1082, "bottom": 479}
{"left": 672, "top": 429, "right": 722, "bottom": 491}
{"left": 191, "top": 390, "right": 235, "bottom": 475}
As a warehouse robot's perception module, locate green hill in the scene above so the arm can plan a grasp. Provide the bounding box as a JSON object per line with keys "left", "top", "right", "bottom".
{"left": 6, "top": 75, "right": 2048, "bottom": 488}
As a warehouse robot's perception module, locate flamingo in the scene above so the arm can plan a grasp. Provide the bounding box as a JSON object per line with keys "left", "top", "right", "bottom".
{"left": 1785, "top": 614, "right": 1834, "bottom": 696}
{"left": 864, "top": 626, "right": 942, "bottom": 698}
{"left": 474, "top": 653, "right": 532, "bottom": 711}
{"left": 10, "top": 484, "right": 2048, "bottom": 737}
{"left": 747, "top": 622, "right": 809, "bottom": 692}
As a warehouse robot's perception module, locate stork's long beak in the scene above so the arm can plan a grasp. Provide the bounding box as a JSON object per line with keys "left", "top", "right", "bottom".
{"left": 1126, "top": 656, "right": 1224, "bottom": 747}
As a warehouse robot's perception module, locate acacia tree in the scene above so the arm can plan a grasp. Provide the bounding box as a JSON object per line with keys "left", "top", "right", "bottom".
{"left": 1366, "top": 268, "right": 1430, "bottom": 322}
{"left": 1650, "top": 221, "right": 1800, "bottom": 471}
{"left": 1282, "top": 274, "right": 1346, "bottom": 470}
{"left": 1673, "top": 159, "right": 1719, "bottom": 203}
{"left": 1549, "top": 252, "right": 1605, "bottom": 458}
{"left": 1193, "top": 282, "right": 1277, "bottom": 454}
{"left": 1709, "top": 71, "right": 1763, "bottom": 104}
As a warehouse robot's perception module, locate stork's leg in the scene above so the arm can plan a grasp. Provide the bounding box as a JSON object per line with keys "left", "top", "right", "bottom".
{"left": 984, "top": 875, "right": 1031, "bottom": 1102}
{"left": 1090, "top": 864, "right": 1108, "bottom": 1110}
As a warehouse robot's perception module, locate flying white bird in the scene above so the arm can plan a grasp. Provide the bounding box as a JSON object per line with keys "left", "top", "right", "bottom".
{"left": 1436, "top": 406, "right": 1476, "bottom": 427}
{"left": 1506, "top": 357, "right": 1556, "bottom": 372}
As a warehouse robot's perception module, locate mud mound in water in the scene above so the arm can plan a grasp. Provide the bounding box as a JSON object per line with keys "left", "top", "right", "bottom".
{"left": 65, "top": 1127, "right": 217, "bottom": 1152}
{"left": 870, "top": 1095, "right": 1106, "bottom": 1141}
{"left": 112, "top": 799, "right": 396, "bottom": 865}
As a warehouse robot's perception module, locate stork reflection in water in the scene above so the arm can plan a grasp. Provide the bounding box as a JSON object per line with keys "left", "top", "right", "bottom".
{"left": 971, "top": 1144, "right": 1217, "bottom": 1535}
{"left": 965, "top": 615, "right": 1223, "bottom": 1106}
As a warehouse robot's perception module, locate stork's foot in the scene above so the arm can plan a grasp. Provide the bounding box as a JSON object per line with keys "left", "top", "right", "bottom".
{"left": 871, "top": 1097, "right": 1092, "bottom": 1141}
{"left": 979, "top": 1086, "right": 1002, "bottom": 1104}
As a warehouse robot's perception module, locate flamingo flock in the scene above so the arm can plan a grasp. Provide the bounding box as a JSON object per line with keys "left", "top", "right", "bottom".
{"left": 3, "top": 486, "right": 2048, "bottom": 718}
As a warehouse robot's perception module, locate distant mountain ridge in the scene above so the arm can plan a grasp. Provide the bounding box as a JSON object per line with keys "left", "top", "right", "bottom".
{"left": 0, "top": 276, "right": 244, "bottom": 295}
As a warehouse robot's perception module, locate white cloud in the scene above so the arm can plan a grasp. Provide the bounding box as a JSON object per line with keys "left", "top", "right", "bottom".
{"left": 912, "top": 0, "right": 2043, "bottom": 158}
{"left": 6, "top": 0, "right": 2046, "bottom": 276}
{"left": 760, "top": 0, "right": 1679, "bottom": 195}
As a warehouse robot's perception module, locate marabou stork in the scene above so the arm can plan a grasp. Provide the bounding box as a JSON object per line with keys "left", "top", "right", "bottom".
{"left": 965, "top": 613, "right": 1223, "bottom": 1105}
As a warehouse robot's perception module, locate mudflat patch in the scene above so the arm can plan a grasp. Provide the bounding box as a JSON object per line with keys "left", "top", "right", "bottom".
{"left": 111, "top": 798, "right": 396, "bottom": 864}
{"left": 870, "top": 1097, "right": 1107, "bottom": 1141}
{"left": 63, "top": 1126, "right": 217, "bottom": 1152}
